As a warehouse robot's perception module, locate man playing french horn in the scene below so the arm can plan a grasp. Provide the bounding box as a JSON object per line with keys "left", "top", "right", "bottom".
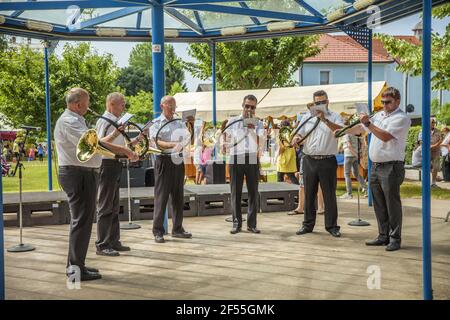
{"left": 291, "top": 90, "right": 344, "bottom": 238}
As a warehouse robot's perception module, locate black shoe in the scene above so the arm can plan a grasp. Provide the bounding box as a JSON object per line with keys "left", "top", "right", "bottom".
{"left": 386, "top": 241, "right": 401, "bottom": 251}
{"left": 155, "top": 235, "right": 165, "bottom": 243}
{"left": 172, "top": 231, "right": 192, "bottom": 239}
{"left": 80, "top": 269, "right": 102, "bottom": 281}
{"left": 296, "top": 227, "right": 312, "bottom": 235}
{"left": 247, "top": 227, "right": 260, "bottom": 234}
{"left": 365, "top": 238, "right": 389, "bottom": 246}
{"left": 96, "top": 248, "right": 120, "bottom": 256}
{"left": 84, "top": 266, "right": 99, "bottom": 273}
{"left": 230, "top": 226, "right": 242, "bottom": 234}
{"left": 112, "top": 244, "right": 130, "bottom": 252}
{"left": 329, "top": 230, "right": 341, "bottom": 238}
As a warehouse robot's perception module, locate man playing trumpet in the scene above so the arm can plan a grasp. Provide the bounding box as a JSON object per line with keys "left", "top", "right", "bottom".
{"left": 55, "top": 88, "right": 137, "bottom": 282}
{"left": 343, "top": 87, "right": 410, "bottom": 251}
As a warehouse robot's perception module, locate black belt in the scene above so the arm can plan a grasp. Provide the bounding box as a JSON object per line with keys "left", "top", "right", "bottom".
{"left": 372, "top": 161, "right": 404, "bottom": 166}
{"left": 59, "top": 165, "right": 99, "bottom": 172}
{"left": 305, "top": 154, "right": 335, "bottom": 160}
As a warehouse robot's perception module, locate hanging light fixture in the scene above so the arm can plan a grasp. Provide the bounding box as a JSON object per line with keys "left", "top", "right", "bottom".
{"left": 267, "top": 21, "right": 296, "bottom": 32}
{"left": 164, "top": 29, "right": 179, "bottom": 38}
{"left": 95, "top": 28, "right": 127, "bottom": 37}
{"left": 327, "top": 7, "right": 346, "bottom": 22}
{"left": 353, "top": 0, "right": 377, "bottom": 11}
{"left": 26, "top": 20, "right": 53, "bottom": 32}
{"left": 220, "top": 26, "right": 247, "bottom": 36}
{"left": 0, "top": 15, "right": 5, "bottom": 25}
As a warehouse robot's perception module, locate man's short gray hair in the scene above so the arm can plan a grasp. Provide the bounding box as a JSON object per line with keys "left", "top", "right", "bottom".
{"left": 65, "top": 88, "right": 89, "bottom": 105}
{"left": 160, "top": 95, "right": 175, "bottom": 105}
{"left": 106, "top": 92, "right": 125, "bottom": 105}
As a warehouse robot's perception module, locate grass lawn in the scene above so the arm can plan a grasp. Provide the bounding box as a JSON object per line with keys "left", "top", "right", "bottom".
{"left": 2, "top": 160, "right": 450, "bottom": 200}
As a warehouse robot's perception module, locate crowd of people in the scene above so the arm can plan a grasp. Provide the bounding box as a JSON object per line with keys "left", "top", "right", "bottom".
{"left": 1, "top": 141, "right": 46, "bottom": 162}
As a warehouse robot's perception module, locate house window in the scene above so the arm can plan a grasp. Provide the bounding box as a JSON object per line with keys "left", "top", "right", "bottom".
{"left": 320, "top": 70, "right": 331, "bottom": 85}
{"left": 355, "top": 70, "right": 367, "bottom": 82}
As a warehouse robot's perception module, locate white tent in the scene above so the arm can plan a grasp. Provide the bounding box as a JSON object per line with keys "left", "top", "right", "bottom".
{"left": 174, "top": 81, "right": 387, "bottom": 121}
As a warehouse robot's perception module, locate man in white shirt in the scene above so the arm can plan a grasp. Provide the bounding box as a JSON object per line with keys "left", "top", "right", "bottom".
{"left": 292, "top": 90, "right": 344, "bottom": 238}
{"left": 346, "top": 87, "right": 411, "bottom": 251}
{"left": 55, "top": 88, "right": 137, "bottom": 281}
{"left": 224, "top": 95, "right": 265, "bottom": 234}
{"left": 149, "top": 95, "right": 192, "bottom": 243}
{"left": 95, "top": 92, "right": 139, "bottom": 257}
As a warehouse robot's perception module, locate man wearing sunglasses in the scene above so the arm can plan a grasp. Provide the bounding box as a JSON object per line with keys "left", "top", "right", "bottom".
{"left": 292, "top": 90, "right": 344, "bottom": 238}
{"left": 225, "top": 95, "right": 264, "bottom": 234}
{"left": 347, "top": 87, "right": 411, "bottom": 251}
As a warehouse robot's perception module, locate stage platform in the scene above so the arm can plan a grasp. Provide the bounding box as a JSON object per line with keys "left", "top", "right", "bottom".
{"left": 3, "top": 201, "right": 450, "bottom": 300}
{"left": 2, "top": 183, "right": 299, "bottom": 227}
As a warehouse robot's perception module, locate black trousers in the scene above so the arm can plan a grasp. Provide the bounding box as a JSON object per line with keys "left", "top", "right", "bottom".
{"left": 302, "top": 156, "right": 339, "bottom": 232}
{"left": 96, "top": 159, "right": 122, "bottom": 250}
{"left": 370, "top": 162, "right": 405, "bottom": 241}
{"left": 58, "top": 166, "right": 99, "bottom": 269}
{"left": 153, "top": 156, "right": 185, "bottom": 236}
{"left": 277, "top": 172, "right": 299, "bottom": 185}
{"left": 229, "top": 154, "right": 259, "bottom": 229}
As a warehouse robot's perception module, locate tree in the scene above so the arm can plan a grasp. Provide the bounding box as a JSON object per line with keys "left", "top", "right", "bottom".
{"left": 116, "top": 43, "right": 186, "bottom": 96}
{"left": 432, "top": 99, "right": 450, "bottom": 125}
{"left": 376, "top": 3, "right": 450, "bottom": 91}
{"left": 0, "top": 43, "right": 120, "bottom": 133}
{"left": 185, "top": 36, "right": 320, "bottom": 90}
{"left": 127, "top": 91, "right": 153, "bottom": 124}
{"left": 0, "top": 35, "right": 7, "bottom": 52}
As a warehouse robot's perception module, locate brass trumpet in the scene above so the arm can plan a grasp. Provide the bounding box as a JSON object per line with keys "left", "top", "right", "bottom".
{"left": 77, "top": 129, "right": 122, "bottom": 162}
{"left": 334, "top": 111, "right": 377, "bottom": 138}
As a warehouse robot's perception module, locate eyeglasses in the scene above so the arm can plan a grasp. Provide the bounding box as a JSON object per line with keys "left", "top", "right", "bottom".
{"left": 381, "top": 100, "right": 394, "bottom": 105}
{"left": 314, "top": 100, "right": 328, "bottom": 105}
{"left": 244, "top": 104, "right": 256, "bottom": 110}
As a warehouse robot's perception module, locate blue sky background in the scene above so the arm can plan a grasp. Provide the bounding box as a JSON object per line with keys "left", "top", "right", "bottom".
{"left": 56, "top": 13, "right": 449, "bottom": 92}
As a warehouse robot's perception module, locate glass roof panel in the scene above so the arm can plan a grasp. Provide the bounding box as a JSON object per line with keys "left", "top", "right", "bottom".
{"left": 98, "top": 13, "right": 140, "bottom": 28}
{"left": 246, "top": 0, "right": 312, "bottom": 16}
{"left": 305, "top": 0, "right": 350, "bottom": 15}
{"left": 20, "top": 9, "right": 75, "bottom": 25}
{"left": 0, "top": 11, "right": 14, "bottom": 16}
{"left": 198, "top": 11, "right": 254, "bottom": 29}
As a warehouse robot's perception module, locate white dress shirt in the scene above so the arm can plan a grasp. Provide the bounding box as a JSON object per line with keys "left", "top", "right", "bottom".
{"left": 367, "top": 107, "right": 411, "bottom": 163}
{"left": 149, "top": 113, "right": 190, "bottom": 156}
{"left": 226, "top": 115, "right": 264, "bottom": 156}
{"left": 54, "top": 109, "right": 102, "bottom": 168}
{"left": 298, "top": 111, "right": 344, "bottom": 156}
{"left": 95, "top": 111, "right": 126, "bottom": 159}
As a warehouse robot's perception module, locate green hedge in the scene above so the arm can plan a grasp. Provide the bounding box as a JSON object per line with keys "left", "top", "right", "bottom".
{"left": 405, "top": 126, "right": 422, "bottom": 165}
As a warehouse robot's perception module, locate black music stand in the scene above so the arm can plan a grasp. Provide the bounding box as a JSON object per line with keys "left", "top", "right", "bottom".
{"left": 121, "top": 160, "right": 141, "bottom": 230}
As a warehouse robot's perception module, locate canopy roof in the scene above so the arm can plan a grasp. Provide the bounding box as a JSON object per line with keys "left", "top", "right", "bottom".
{"left": 175, "top": 81, "right": 387, "bottom": 121}
{"left": 0, "top": 0, "right": 446, "bottom": 42}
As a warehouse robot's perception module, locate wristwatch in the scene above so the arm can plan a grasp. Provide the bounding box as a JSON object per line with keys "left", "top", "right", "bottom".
{"left": 363, "top": 120, "right": 371, "bottom": 127}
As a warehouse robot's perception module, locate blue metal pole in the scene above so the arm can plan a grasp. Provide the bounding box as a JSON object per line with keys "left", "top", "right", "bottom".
{"left": 211, "top": 42, "right": 217, "bottom": 127}
{"left": 44, "top": 45, "right": 53, "bottom": 191}
{"left": 151, "top": 3, "right": 168, "bottom": 233}
{"left": 367, "top": 29, "right": 373, "bottom": 207}
{"left": 421, "top": 0, "right": 433, "bottom": 301}
{"left": 0, "top": 158, "right": 4, "bottom": 300}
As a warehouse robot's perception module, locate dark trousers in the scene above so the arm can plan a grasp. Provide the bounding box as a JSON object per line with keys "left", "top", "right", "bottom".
{"left": 302, "top": 156, "right": 339, "bottom": 232}
{"left": 58, "top": 166, "right": 99, "bottom": 269}
{"left": 96, "top": 159, "right": 122, "bottom": 250}
{"left": 153, "top": 156, "right": 185, "bottom": 236}
{"left": 370, "top": 162, "right": 405, "bottom": 241}
{"left": 277, "top": 172, "right": 299, "bottom": 185}
{"left": 229, "top": 154, "right": 259, "bottom": 228}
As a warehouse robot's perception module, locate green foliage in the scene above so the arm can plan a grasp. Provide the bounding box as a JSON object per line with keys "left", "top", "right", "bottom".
{"left": 0, "top": 34, "right": 7, "bottom": 52}
{"left": 127, "top": 91, "right": 153, "bottom": 124}
{"left": 168, "top": 81, "right": 186, "bottom": 96}
{"left": 431, "top": 98, "right": 450, "bottom": 125}
{"left": 185, "top": 36, "right": 320, "bottom": 90}
{"left": 405, "top": 126, "right": 422, "bottom": 165}
{"left": 116, "top": 43, "right": 186, "bottom": 96}
{"left": 0, "top": 43, "right": 119, "bottom": 137}
{"left": 375, "top": 3, "right": 450, "bottom": 90}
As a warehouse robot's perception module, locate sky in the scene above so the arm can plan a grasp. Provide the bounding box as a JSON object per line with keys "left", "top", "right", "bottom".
{"left": 55, "top": 13, "right": 450, "bottom": 92}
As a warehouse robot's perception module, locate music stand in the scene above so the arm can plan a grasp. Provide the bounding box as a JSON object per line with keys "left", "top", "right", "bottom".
{"left": 8, "top": 128, "right": 36, "bottom": 252}
{"left": 121, "top": 160, "right": 141, "bottom": 230}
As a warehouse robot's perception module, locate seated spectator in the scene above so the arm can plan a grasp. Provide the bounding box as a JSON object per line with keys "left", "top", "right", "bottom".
{"left": 412, "top": 141, "right": 422, "bottom": 167}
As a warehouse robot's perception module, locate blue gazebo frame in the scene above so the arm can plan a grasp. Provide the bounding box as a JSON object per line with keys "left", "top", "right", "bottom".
{"left": 0, "top": 0, "right": 439, "bottom": 300}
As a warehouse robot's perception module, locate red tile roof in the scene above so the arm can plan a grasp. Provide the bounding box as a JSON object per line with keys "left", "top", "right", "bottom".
{"left": 304, "top": 34, "right": 420, "bottom": 63}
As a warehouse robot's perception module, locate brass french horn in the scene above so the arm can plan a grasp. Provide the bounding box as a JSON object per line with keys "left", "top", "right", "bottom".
{"left": 76, "top": 129, "right": 121, "bottom": 162}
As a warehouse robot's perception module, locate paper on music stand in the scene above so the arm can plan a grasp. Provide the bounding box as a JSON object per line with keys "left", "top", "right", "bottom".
{"left": 117, "top": 113, "right": 134, "bottom": 125}
{"left": 355, "top": 103, "right": 369, "bottom": 115}
{"left": 182, "top": 109, "right": 196, "bottom": 122}
{"left": 243, "top": 117, "right": 259, "bottom": 127}
{"left": 309, "top": 103, "right": 327, "bottom": 116}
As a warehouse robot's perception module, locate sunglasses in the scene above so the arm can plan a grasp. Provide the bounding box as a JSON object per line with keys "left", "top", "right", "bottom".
{"left": 244, "top": 104, "right": 256, "bottom": 110}
{"left": 381, "top": 100, "right": 394, "bottom": 105}
{"left": 314, "top": 100, "right": 328, "bottom": 105}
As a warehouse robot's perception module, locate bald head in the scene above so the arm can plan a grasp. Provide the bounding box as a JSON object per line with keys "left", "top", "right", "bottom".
{"left": 106, "top": 92, "right": 126, "bottom": 117}
{"left": 66, "top": 88, "right": 90, "bottom": 116}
